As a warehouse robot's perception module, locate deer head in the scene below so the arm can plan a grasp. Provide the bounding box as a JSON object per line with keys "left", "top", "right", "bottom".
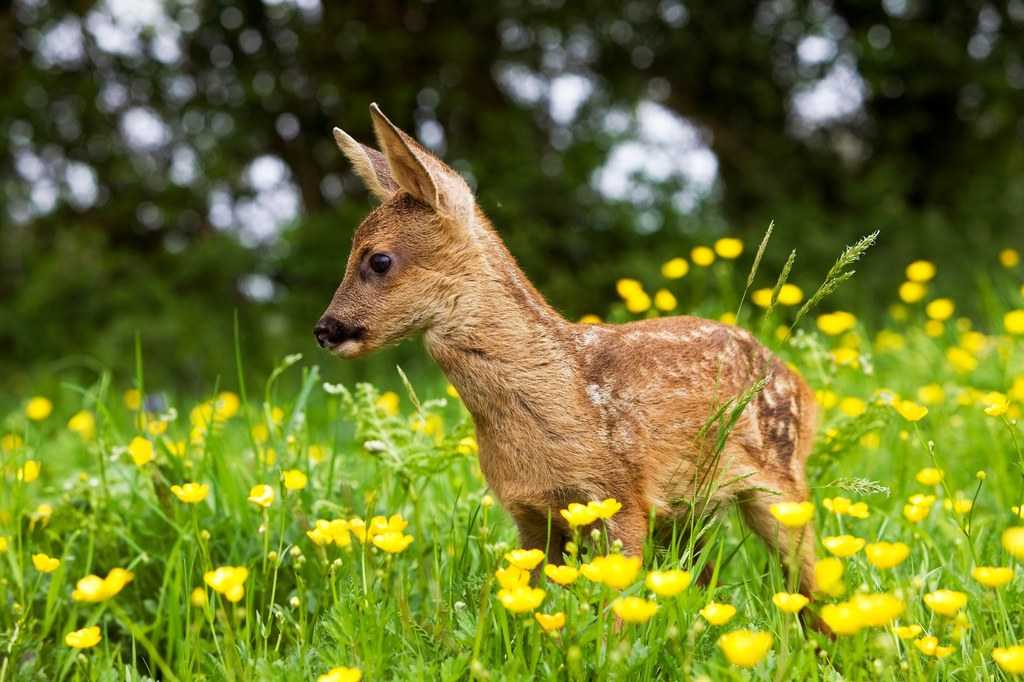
{"left": 314, "top": 104, "right": 478, "bottom": 358}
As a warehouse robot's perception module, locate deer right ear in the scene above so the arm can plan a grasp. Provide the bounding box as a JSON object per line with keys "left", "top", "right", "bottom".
{"left": 332, "top": 127, "right": 400, "bottom": 201}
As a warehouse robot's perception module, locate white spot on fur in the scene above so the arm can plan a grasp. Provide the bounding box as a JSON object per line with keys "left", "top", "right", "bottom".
{"left": 586, "top": 383, "right": 609, "bottom": 406}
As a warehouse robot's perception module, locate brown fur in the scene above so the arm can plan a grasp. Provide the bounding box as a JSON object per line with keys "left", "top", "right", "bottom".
{"left": 318, "top": 104, "right": 820, "bottom": 595}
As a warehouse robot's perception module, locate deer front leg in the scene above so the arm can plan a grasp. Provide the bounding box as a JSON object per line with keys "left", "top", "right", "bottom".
{"left": 604, "top": 499, "right": 649, "bottom": 558}
{"left": 509, "top": 503, "right": 567, "bottom": 568}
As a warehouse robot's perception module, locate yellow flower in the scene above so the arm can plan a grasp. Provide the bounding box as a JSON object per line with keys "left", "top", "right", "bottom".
{"left": 348, "top": 518, "right": 368, "bottom": 543}
{"left": 72, "top": 568, "right": 134, "bottom": 602}
{"left": 170, "top": 482, "right": 209, "bottom": 504}
{"left": 504, "top": 549, "right": 545, "bottom": 571}
{"left": 718, "top": 630, "right": 773, "bottom": 667}
{"left": 777, "top": 283, "right": 803, "bottom": 305}
{"left": 822, "top": 535, "right": 866, "bottom": 558}
{"left": 993, "top": 645, "right": 1024, "bottom": 674}
{"left": 661, "top": 257, "right": 689, "bottom": 279}
{"left": 1, "top": 433, "right": 24, "bottom": 452}
{"left": 32, "top": 553, "right": 60, "bottom": 573}
{"left": 852, "top": 593, "right": 905, "bottom": 627}
{"left": 699, "top": 602, "right": 736, "bottom": 626}
{"left": 972, "top": 566, "right": 1013, "bottom": 588}
{"left": 1004, "top": 310, "right": 1024, "bottom": 335}
{"left": 917, "top": 383, "right": 946, "bottom": 404}
{"left": 822, "top": 497, "right": 869, "bottom": 519}
{"left": 691, "top": 246, "right": 715, "bottom": 266}
{"left": 905, "top": 260, "right": 936, "bottom": 282}
{"left": 838, "top": 396, "right": 867, "bottom": 417}
{"left": 190, "top": 586, "right": 208, "bottom": 607}
{"left": 653, "top": 289, "right": 677, "bottom": 312}
{"left": 946, "top": 346, "right": 978, "bottom": 372}
{"left": 0, "top": 537, "right": 7, "bottom": 552}
{"left": 317, "top": 666, "right": 362, "bottom": 682}
{"left": 497, "top": 586, "right": 546, "bottom": 613}
{"left": 714, "top": 238, "right": 743, "bottom": 259}
{"left": 496, "top": 565, "right": 530, "bottom": 590}
{"left": 943, "top": 498, "right": 973, "bottom": 514}
{"left": 914, "top": 636, "right": 955, "bottom": 658}
{"left": 544, "top": 564, "right": 579, "bottom": 586}
{"left": 899, "top": 281, "right": 926, "bottom": 304}
{"left": 612, "top": 596, "right": 659, "bottom": 623}
{"left": 534, "top": 611, "right": 566, "bottom": 632}
{"left": 26, "top": 397, "right": 53, "bottom": 421}
{"left": 17, "top": 460, "right": 40, "bottom": 483}
{"left": 578, "top": 314, "right": 602, "bottom": 324}
{"left": 247, "top": 484, "right": 275, "bottom": 508}
{"left": 985, "top": 396, "right": 1010, "bottom": 417}
{"left": 282, "top": 470, "right": 308, "bottom": 491}
{"left": 815, "top": 558, "right": 845, "bottom": 597}
{"left": 560, "top": 503, "right": 599, "bottom": 528}
{"left": 588, "top": 498, "right": 622, "bottom": 519}
{"left": 68, "top": 411, "right": 96, "bottom": 440}
{"left": 925, "top": 298, "right": 954, "bottom": 321}
{"left": 645, "top": 569, "right": 691, "bottom": 597}
{"left": 864, "top": 542, "right": 910, "bottom": 569}
{"left": 893, "top": 623, "right": 922, "bottom": 639}
{"left": 376, "top": 391, "right": 400, "bottom": 416}
{"left": 1004, "top": 527, "right": 1024, "bottom": 559}
{"left": 306, "top": 519, "right": 351, "bottom": 548}
{"left": 579, "top": 554, "right": 641, "bottom": 590}
{"left": 821, "top": 601, "right": 864, "bottom": 635}
{"left": 772, "top": 592, "right": 809, "bottom": 614}
{"left": 372, "top": 530, "right": 414, "bottom": 554}
{"left": 816, "top": 311, "right": 857, "bottom": 336}
{"left": 624, "top": 290, "right": 652, "bottom": 314}
{"left": 65, "top": 626, "right": 101, "bottom": 649}
{"left": 204, "top": 566, "right": 248, "bottom": 602}
{"left": 768, "top": 501, "right": 814, "bottom": 528}
{"left": 1001, "top": 248, "right": 1021, "bottom": 267}
{"left": 923, "top": 589, "right": 967, "bottom": 616}
{"left": 456, "top": 437, "right": 478, "bottom": 455}
{"left": 616, "top": 278, "right": 643, "bottom": 298}
{"left": 751, "top": 288, "right": 773, "bottom": 308}
{"left": 127, "top": 436, "right": 154, "bottom": 466}
{"left": 915, "top": 467, "right": 943, "bottom": 486}
{"left": 894, "top": 400, "right": 928, "bottom": 422}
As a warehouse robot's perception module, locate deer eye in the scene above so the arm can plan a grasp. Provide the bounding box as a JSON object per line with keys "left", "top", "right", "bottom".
{"left": 369, "top": 253, "right": 392, "bottom": 274}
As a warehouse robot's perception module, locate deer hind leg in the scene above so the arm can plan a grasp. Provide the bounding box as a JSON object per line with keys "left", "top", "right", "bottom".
{"left": 736, "top": 484, "right": 817, "bottom": 597}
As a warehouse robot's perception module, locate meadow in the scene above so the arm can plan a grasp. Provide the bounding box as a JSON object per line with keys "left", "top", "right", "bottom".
{"left": 2, "top": 236, "right": 1024, "bottom": 681}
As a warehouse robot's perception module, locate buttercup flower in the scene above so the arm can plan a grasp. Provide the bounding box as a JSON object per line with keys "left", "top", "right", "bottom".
{"left": 504, "top": 549, "right": 545, "bottom": 571}
{"left": 691, "top": 246, "right": 715, "bottom": 266}
{"left": 32, "top": 553, "right": 60, "bottom": 573}
{"left": 914, "top": 636, "right": 955, "bottom": 658}
{"left": 368, "top": 514, "right": 409, "bottom": 538}
{"left": 587, "top": 498, "right": 622, "bottom": 519}
{"left": 544, "top": 564, "right": 579, "bottom": 586}
{"left": 985, "top": 396, "right": 1010, "bottom": 417}
{"left": 376, "top": 391, "right": 400, "bottom": 416}
{"left": 864, "top": 541, "right": 910, "bottom": 569}
{"left": 17, "top": 460, "right": 40, "bottom": 483}
{"left": 923, "top": 590, "right": 967, "bottom": 616}
{"left": 204, "top": 566, "right": 249, "bottom": 603}
{"left": 769, "top": 501, "right": 814, "bottom": 528}
{"left": 247, "top": 484, "right": 275, "bottom": 508}
{"left": 822, "top": 535, "right": 865, "bottom": 558}
{"left": 823, "top": 496, "right": 869, "bottom": 518}
{"left": 772, "top": 592, "right": 809, "bottom": 614}
{"left": 645, "top": 569, "right": 691, "bottom": 597}
{"left": 372, "top": 531, "right": 414, "bottom": 554}
{"left": 535, "top": 612, "right": 566, "bottom": 632}
{"left": 317, "top": 666, "right": 362, "bottom": 682}
{"left": 306, "top": 519, "right": 351, "bottom": 548}
{"left": 560, "top": 503, "right": 599, "bottom": 528}
{"left": 916, "top": 467, "right": 943, "bottom": 485}
{"left": 894, "top": 400, "right": 928, "bottom": 422}
{"left": 699, "top": 602, "right": 736, "bottom": 625}
{"left": 654, "top": 289, "right": 677, "bottom": 311}
{"left": 993, "top": 645, "right": 1024, "bottom": 674}
{"left": 661, "top": 257, "right": 689, "bottom": 279}
{"left": 26, "top": 397, "right": 53, "bottom": 421}
{"left": 1004, "top": 527, "right": 1024, "bottom": 559}
{"left": 815, "top": 558, "right": 845, "bottom": 597}
{"left": 72, "top": 568, "right": 134, "bottom": 602}
{"left": 282, "top": 469, "right": 308, "bottom": 491}
{"left": 851, "top": 593, "right": 905, "bottom": 627}
{"left": 65, "top": 626, "right": 101, "bottom": 649}
{"left": 714, "top": 238, "right": 743, "bottom": 259}
{"left": 972, "top": 566, "right": 1014, "bottom": 588}
{"left": 905, "top": 260, "right": 936, "bottom": 283}
{"left": 128, "top": 436, "right": 154, "bottom": 466}
{"left": 579, "top": 554, "right": 641, "bottom": 590}
{"left": 718, "top": 630, "right": 773, "bottom": 667}
{"left": 817, "top": 311, "right": 857, "bottom": 336}
{"left": 497, "top": 586, "right": 546, "bottom": 613}
{"left": 821, "top": 601, "right": 864, "bottom": 635}
{"left": 171, "top": 482, "right": 209, "bottom": 504}
{"left": 612, "top": 596, "right": 659, "bottom": 623}
{"left": 495, "top": 565, "right": 530, "bottom": 590}
{"left": 893, "top": 624, "right": 923, "bottom": 639}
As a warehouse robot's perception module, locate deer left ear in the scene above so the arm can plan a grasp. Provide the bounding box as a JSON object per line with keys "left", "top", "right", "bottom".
{"left": 369, "top": 103, "right": 473, "bottom": 224}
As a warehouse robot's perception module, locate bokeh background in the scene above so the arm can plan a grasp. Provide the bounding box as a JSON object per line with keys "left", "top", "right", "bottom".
{"left": 2, "top": 0, "right": 1023, "bottom": 397}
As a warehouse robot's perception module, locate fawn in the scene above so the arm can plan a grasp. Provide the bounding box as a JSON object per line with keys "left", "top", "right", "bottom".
{"left": 315, "top": 104, "right": 820, "bottom": 596}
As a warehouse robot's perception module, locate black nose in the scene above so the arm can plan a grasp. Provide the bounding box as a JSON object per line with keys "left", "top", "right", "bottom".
{"left": 314, "top": 317, "right": 364, "bottom": 348}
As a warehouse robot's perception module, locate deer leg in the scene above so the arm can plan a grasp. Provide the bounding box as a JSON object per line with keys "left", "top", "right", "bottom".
{"left": 604, "top": 499, "right": 649, "bottom": 558}
{"left": 511, "top": 507, "right": 567, "bottom": 568}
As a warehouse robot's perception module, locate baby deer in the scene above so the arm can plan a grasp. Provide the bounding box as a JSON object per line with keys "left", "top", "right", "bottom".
{"left": 316, "top": 105, "right": 819, "bottom": 596}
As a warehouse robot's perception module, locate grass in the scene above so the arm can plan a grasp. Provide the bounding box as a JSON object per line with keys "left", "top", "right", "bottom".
{"left": 2, "top": 242, "right": 1024, "bottom": 680}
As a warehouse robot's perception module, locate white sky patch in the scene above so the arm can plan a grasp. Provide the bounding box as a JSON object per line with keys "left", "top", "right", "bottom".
{"left": 85, "top": 0, "right": 172, "bottom": 58}
{"left": 797, "top": 35, "right": 836, "bottom": 65}
{"left": 549, "top": 74, "right": 593, "bottom": 125}
{"left": 791, "top": 60, "right": 866, "bottom": 125}
{"left": 65, "top": 161, "right": 98, "bottom": 210}
{"left": 36, "top": 16, "right": 85, "bottom": 69}
{"left": 120, "top": 106, "right": 172, "bottom": 151}
{"left": 233, "top": 155, "right": 301, "bottom": 246}
{"left": 594, "top": 101, "right": 718, "bottom": 212}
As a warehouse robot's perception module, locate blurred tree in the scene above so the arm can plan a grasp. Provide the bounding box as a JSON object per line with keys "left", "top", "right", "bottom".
{"left": 1, "top": 0, "right": 1021, "bottom": 394}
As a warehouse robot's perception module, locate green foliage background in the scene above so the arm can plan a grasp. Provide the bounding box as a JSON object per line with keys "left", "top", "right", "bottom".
{"left": 2, "top": 0, "right": 1022, "bottom": 395}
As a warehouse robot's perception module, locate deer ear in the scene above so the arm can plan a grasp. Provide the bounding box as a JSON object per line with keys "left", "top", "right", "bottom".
{"left": 332, "top": 127, "right": 400, "bottom": 201}
{"left": 369, "top": 103, "right": 473, "bottom": 223}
